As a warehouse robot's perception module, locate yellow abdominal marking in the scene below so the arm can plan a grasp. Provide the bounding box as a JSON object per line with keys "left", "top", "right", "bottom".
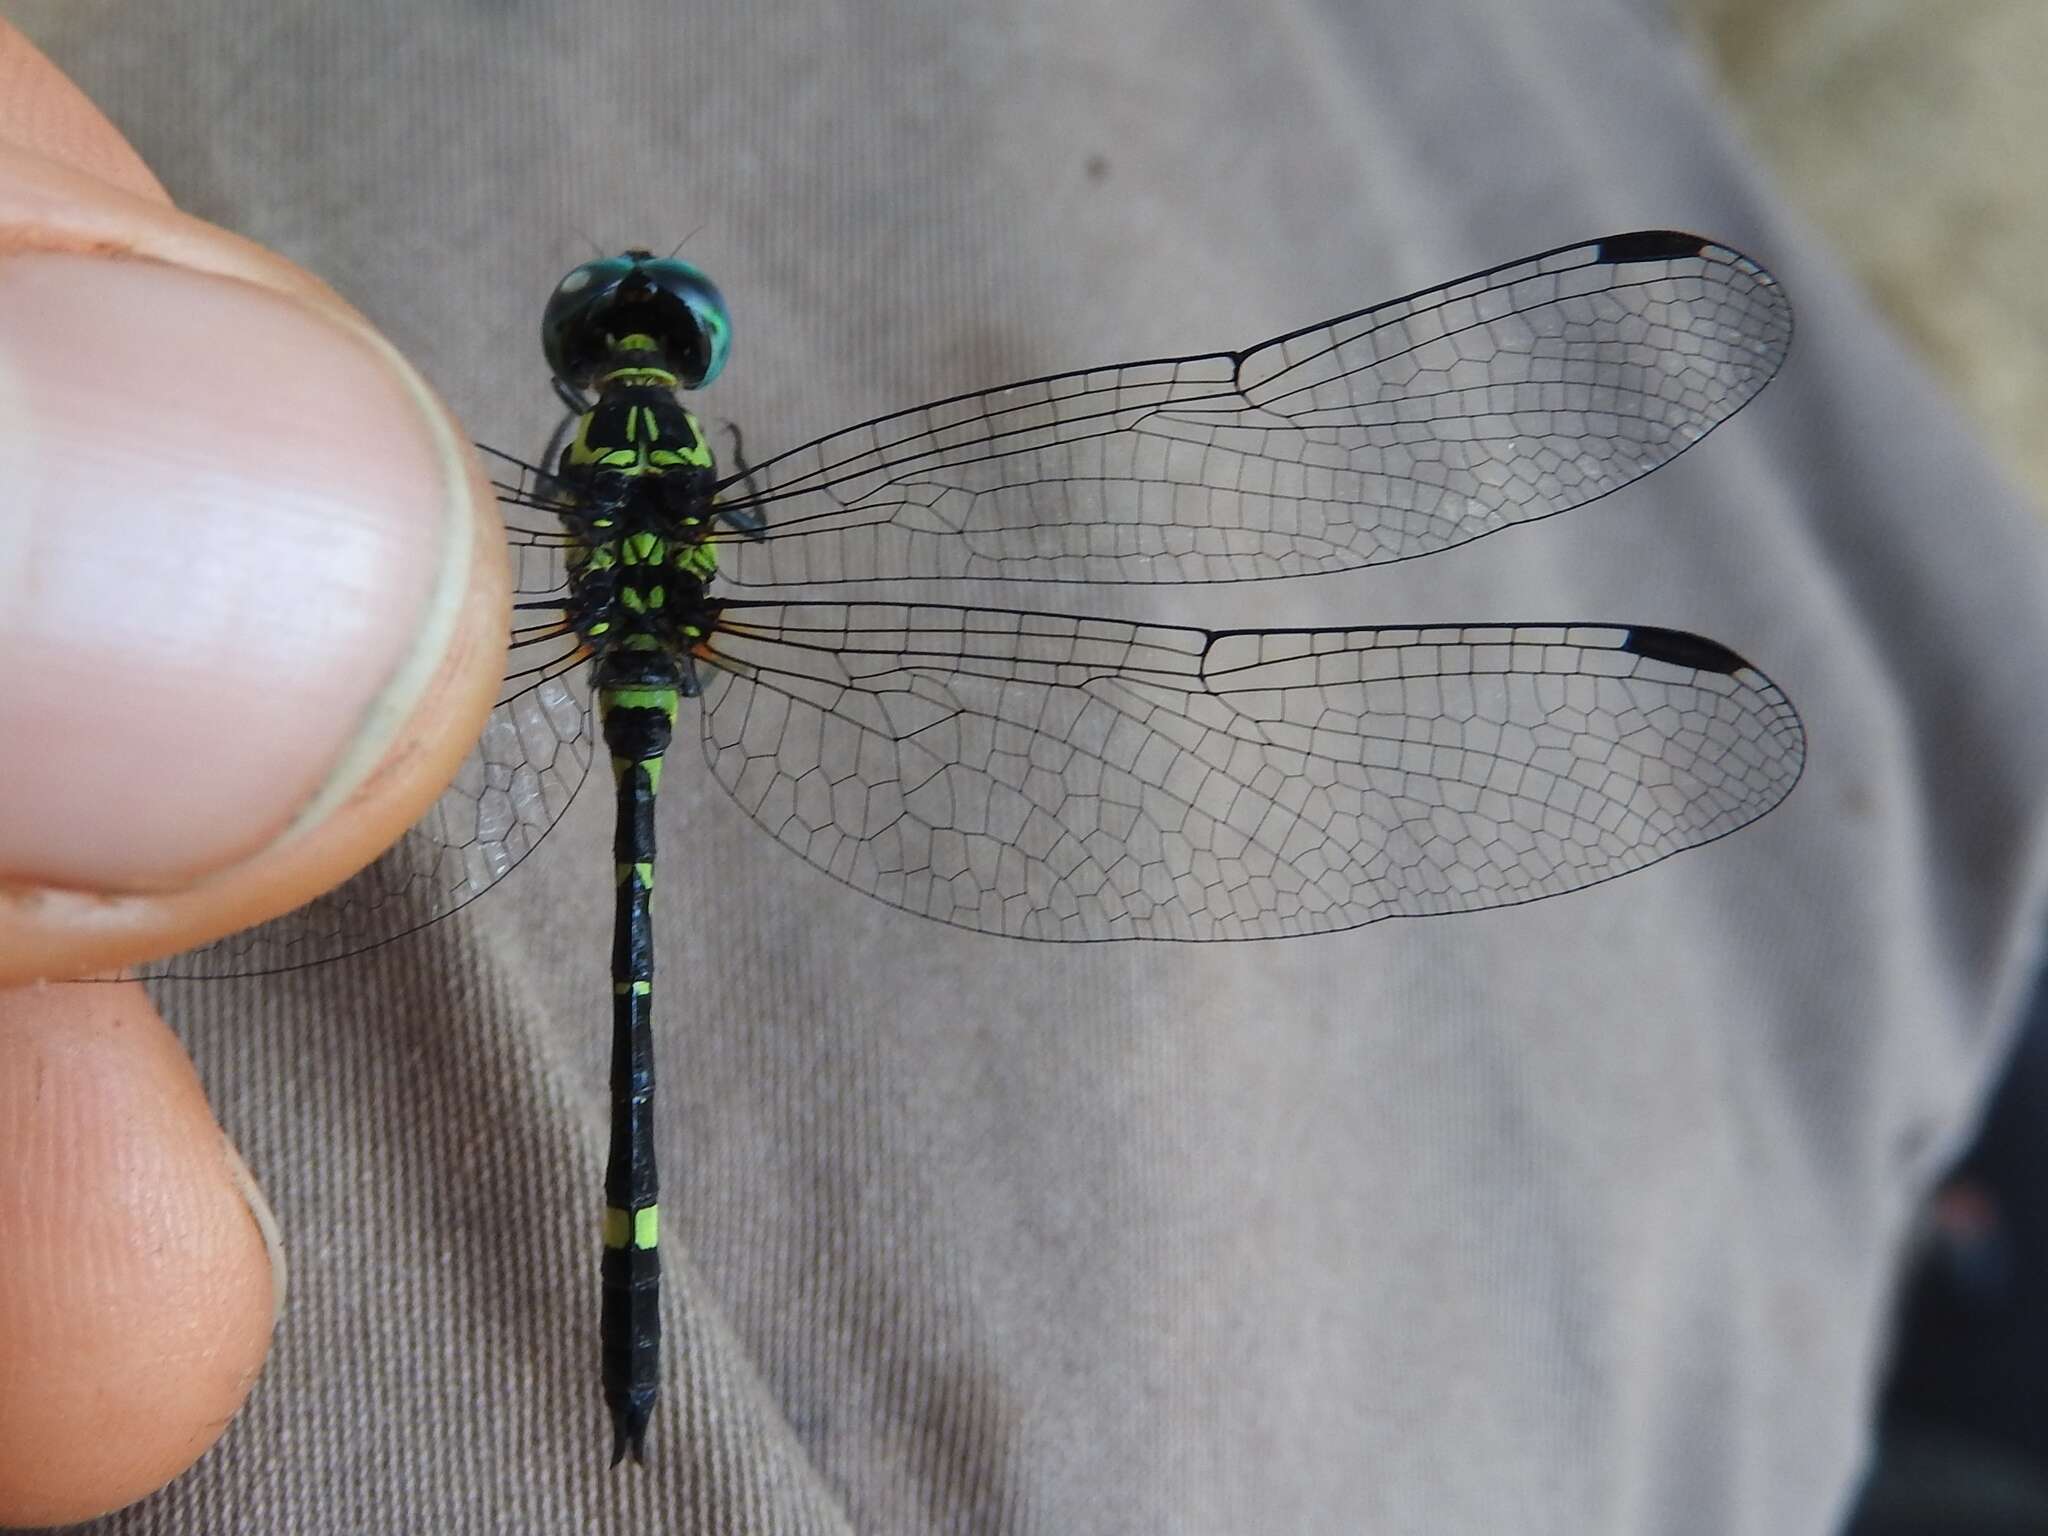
{"left": 602, "top": 1205, "right": 659, "bottom": 1251}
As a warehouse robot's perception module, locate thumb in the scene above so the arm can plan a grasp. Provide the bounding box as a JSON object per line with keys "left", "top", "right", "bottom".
{"left": 0, "top": 17, "right": 505, "bottom": 1525}
{"left": 0, "top": 32, "right": 506, "bottom": 986}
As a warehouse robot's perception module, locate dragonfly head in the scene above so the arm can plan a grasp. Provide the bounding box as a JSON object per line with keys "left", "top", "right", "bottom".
{"left": 543, "top": 250, "right": 731, "bottom": 392}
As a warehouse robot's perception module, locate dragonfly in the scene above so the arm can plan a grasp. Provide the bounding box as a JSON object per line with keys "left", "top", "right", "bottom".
{"left": 138, "top": 229, "right": 1804, "bottom": 1463}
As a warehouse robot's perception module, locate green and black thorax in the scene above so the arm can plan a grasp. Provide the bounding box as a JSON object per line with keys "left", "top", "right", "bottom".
{"left": 541, "top": 246, "right": 744, "bottom": 712}
{"left": 556, "top": 340, "right": 725, "bottom": 707}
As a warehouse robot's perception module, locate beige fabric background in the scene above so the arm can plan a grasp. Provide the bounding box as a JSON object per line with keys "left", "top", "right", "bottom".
{"left": 11, "top": 1, "right": 2048, "bottom": 1532}
{"left": 1681, "top": 0, "right": 2048, "bottom": 509}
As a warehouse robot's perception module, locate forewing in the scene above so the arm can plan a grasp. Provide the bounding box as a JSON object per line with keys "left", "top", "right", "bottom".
{"left": 712, "top": 232, "right": 1791, "bottom": 587}
{"left": 697, "top": 602, "right": 1805, "bottom": 941}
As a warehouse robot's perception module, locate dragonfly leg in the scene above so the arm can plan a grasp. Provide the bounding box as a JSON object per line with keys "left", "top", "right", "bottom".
{"left": 552, "top": 373, "right": 592, "bottom": 417}
{"left": 535, "top": 376, "right": 595, "bottom": 484}
{"left": 714, "top": 422, "right": 767, "bottom": 539}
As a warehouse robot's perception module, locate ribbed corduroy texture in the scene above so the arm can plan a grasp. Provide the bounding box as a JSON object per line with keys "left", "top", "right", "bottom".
{"left": 14, "top": 1, "right": 2048, "bottom": 1531}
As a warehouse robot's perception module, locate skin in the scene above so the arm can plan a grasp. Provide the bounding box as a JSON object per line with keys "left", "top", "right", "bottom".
{"left": 0, "top": 20, "right": 508, "bottom": 1526}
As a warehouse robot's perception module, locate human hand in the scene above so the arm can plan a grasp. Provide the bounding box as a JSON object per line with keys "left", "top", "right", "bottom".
{"left": 0, "top": 20, "right": 506, "bottom": 1524}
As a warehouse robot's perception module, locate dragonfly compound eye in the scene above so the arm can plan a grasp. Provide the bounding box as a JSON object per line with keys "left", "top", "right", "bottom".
{"left": 542, "top": 252, "right": 732, "bottom": 390}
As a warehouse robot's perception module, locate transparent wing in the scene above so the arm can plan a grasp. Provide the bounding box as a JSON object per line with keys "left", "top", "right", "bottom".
{"left": 698, "top": 602, "right": 1804, "bottom": 941}
{"left": 139, "top": 452, "right": 595, "bottom": 978}
{"left": 709, "top": 231, "right": 1791, "bottom": 588}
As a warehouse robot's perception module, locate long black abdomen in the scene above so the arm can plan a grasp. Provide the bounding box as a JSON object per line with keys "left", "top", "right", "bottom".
{"left": 596, "top": 659, "right": 677, "bottom": 1466}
